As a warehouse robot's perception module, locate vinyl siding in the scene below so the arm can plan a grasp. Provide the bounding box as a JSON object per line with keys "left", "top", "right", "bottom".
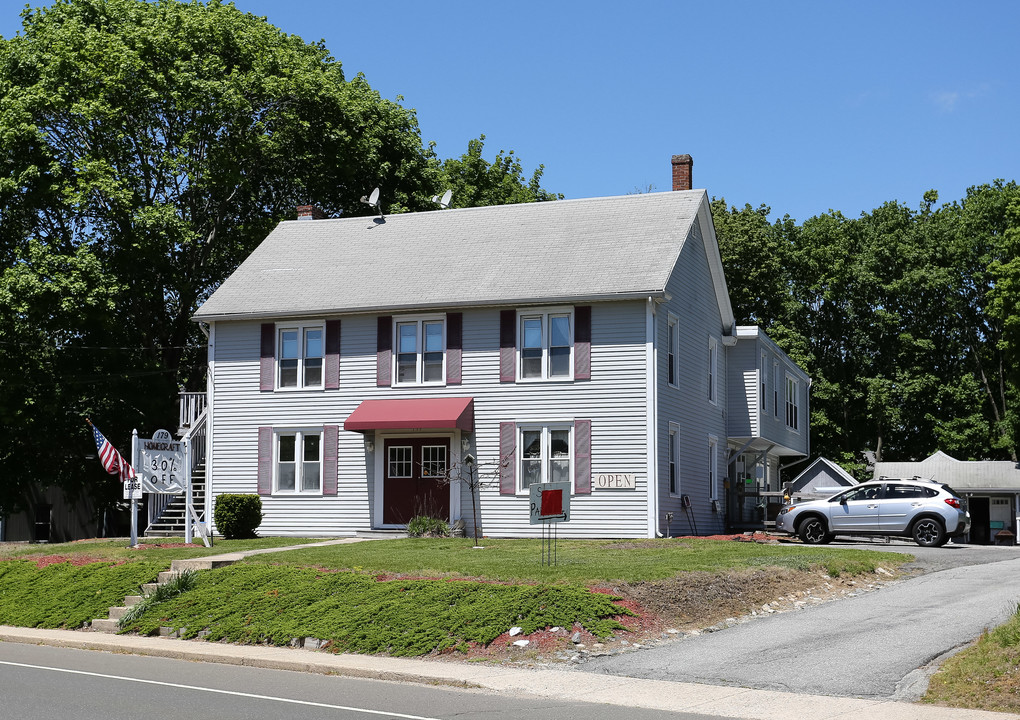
{"left": 656, "top": 217, "right": 728, "bottom": 535}
{"left": 209, "top": 302, "right": 651, "bottom": 538}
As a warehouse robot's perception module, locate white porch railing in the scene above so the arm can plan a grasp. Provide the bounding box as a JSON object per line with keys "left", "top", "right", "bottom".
{"left": 179, "top": 392, "right": 207, "bottom": 431}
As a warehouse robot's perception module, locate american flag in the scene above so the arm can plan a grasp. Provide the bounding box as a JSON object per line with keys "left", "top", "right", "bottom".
{"left": 91, "top": 423, "right": 136, "bottom": 483}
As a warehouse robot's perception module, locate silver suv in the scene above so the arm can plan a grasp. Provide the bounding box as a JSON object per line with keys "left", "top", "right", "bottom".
{"left": 776, "top": 478, "right": 971, "bottom": 547}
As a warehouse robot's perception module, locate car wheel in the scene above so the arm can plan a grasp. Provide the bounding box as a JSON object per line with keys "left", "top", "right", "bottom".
{"left": 798, "top": 516, "right": 831, "bottom": 544}
{"left": 912, "top": 518, "right": 946, "bottom": 547}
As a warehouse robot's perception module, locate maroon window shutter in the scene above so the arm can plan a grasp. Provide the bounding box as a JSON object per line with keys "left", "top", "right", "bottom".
{"left": 376, "top": 316, "right": 392, "bottom": 387}
{"left": 322, "top": 425, "right": 339, "bottom": 496}
{"left": 499, "top": 421, "right": 516, "bottom": 495}
{"left": 257, "top": 426, "right": 273, "bottom": 495}
{"left": 499, "top": 310, "right": 516, "bottom": 383}
{"left": 259, "top": 324, "right": 275, "bottom": 392}
{"left": 325, "top": 320, "right": 341, "bottom": 390}
{"left": 447, "top": 312, "right": 462, "bottom": 385}
{"left": 574, "top": 419, "right": 592, "bottom": 495}
{"left": 574, "top": 306, "right": 592, "bottom": 381}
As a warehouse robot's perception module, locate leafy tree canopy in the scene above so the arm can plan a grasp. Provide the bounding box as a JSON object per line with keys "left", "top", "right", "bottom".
{"left": 0, "top": 0, "right": 557, "bottom": 518}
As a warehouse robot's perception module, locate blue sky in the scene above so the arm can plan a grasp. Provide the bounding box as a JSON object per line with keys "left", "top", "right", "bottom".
{"left": 3, "top": 1, "right": 1017, "bottom": 221}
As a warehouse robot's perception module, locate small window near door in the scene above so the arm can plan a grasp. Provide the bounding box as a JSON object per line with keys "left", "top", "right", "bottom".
{"left": 421, "top": 445, "right": 448, "bottom": 478}
{"left": 388, "top": 445, "right": 412, "bottom": 478}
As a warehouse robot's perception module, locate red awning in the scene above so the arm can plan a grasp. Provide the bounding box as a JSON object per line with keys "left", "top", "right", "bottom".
{"left": 344, "top": 397, "right": 474, "bottom": 432}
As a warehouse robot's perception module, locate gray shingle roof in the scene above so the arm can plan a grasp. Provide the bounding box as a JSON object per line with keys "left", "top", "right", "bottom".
{"left": 874, "top": 452, "right": 1020, "bottom": 491}
{"left": 193, "top": 190, "right": 710, "bottom": 321}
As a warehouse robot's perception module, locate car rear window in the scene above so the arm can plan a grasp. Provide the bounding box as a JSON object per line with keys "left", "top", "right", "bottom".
{"left": 940, "top": 484, "right": 962, "bottom": 499}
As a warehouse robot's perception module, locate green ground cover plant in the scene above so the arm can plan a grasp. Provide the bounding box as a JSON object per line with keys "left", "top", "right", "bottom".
{"left": 923, "top": 604, "right": 1020, "bottom": 713}
{"left": 241, "top": 538, "right": 906, "bottom": 582}
{"left": 0, "top": 559, "right": 165, "bottom": 628}
{"left": 120, "top": 564, "right": 634, "bottom": 656}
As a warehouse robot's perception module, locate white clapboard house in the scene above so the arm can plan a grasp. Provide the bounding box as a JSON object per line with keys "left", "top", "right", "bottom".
{"left": 187, "top": 156, "right": 810, "bottom": 538}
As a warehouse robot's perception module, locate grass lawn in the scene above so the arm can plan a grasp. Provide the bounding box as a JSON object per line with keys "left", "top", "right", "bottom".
{"left": 924, "top": 604, "right": 1020, "bottom": 714}
{"left": 241, "top": 537, "right": 904, "bottom": 582}
{"left": 0, "top": 536, "right": 322, "bottom": 563}
{"left": 2, "top": 536, "right": 910, "bottom": 660}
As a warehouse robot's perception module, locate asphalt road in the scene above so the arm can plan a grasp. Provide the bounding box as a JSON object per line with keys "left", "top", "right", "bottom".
{"left": 583, "top": 542, "right": 1020, "bottom": 700}
{"left": 0, "top": 642, "right": 737, "bottom": 720}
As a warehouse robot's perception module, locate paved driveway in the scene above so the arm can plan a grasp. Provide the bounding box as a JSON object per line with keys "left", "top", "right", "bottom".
{"left": 583, "top": 543, "right": 1020, "bottom": 700}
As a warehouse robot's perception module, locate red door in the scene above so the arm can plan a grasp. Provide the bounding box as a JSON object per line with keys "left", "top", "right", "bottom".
{"left": 383, "top": 437, "right": 451, "bottom": 525}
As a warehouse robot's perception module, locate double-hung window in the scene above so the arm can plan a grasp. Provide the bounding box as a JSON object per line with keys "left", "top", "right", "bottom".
{"left": 708, "top": 436, "right": 718, "bottom": 500}
{"left": 276, "top": 429, "right": 322, "bottom": 494}
{"left": 667, "top": 314, "right": 679, "bottom": 387}
{"left": 773, "top": 361, "right": 780, "bottom": 418}
{"left": 785, "top": 375, "right": 800, "bottom": 431}
{"left": 278, "top": 324, "right": 324, "bottom": 389}
{"left": 708, "top": 336, "right": 718, "bottom": 404}
{"left": 394, "top": 316, "right": 445, "bottom": 385}
{"left": 760, "top": 352, "right": 768, "bottom": 409}
{"left": 519, "top": 310, "right": 572, "bottom": 381}
{"left": 518, "top": 424, "right": 572, "bottom": 492}
{"left": 669, "top": 423, "right": 680, "bottom": 495}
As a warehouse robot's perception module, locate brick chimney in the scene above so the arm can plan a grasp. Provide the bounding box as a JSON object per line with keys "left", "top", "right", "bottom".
{"left": 671, "top": 154, "right": 693, "bottom": 191}
{"left": 296, "top": 205, "right": 326, "bottom": 220}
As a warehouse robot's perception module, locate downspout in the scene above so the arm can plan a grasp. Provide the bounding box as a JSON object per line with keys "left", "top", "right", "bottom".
{"left": 646, "top": 297, "right": 659, "bottom": 538}
{"left": 201, "top": 321, "right": 215, "bottom": 531}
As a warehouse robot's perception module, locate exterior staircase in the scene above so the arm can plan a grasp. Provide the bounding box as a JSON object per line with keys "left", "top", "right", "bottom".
{"left": 143, "top": 392, "right": 208, "bottom": 539}
{"left": 89, "top": 557, "right": 235, "bottom": 633}
{"left": 144, "top": 465, "right": 205, "bottom": 537}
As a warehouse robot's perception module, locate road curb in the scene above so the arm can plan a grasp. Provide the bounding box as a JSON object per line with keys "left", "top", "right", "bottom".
{"left": 2, "top": 626, "right": 1016, "bottom": 720}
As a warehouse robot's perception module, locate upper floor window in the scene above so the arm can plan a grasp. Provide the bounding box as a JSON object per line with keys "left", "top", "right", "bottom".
{"left": 760, "top": 352, "right": 768, "bottom": 409}
{"left": 394, "top": 316, "right": 445, "bottom": 385}
{"left": 276, "top": 429, "right": 322, "bottom": 494}
{"left": 708, "top": 336, "right": 718, "bottom": 404}
{"left": 667, "top": 314, "right": 679, "bottom": 387}
{"left": 278, "top": 324, "right": 324, "bottom": 389}
{"left": 785, "top": 375, "right": 800, "bottom": 430}
{"left": 519, "top": 309, "right": 572, "bottom": 381}
{"left": 519, "top": 424, "right": 572, "bottom": 492}
{"left": 773, "top": 361, "right": 780, "bottom": 418}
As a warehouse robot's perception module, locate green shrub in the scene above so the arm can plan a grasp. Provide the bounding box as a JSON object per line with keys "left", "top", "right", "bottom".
{"left": 214, "top": 494, "right": 263, "bottom": 539}
{"left": 406, "top": 515, "right": 449, "bottom": 538}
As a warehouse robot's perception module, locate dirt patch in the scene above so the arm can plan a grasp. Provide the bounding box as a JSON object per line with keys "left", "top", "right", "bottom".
{"left": 439, "top": 565, "right": 905, "bottom": 667}
{"left": 15, "top": 554, "right": 122, "bottom": 568}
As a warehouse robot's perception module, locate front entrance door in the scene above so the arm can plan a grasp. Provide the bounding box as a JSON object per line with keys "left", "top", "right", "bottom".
{"left": 383, "top": 437, "right": 451, "bottom": 525}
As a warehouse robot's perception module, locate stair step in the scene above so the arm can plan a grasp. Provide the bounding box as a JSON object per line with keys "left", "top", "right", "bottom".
{"left": 157, "top": 570, "right": 183, "bottom": 583}
{"left": 91, "top": 618, "right": 120, "bottom": 633}
{"left": 141, "top": 583, "right": 159, "bottom": 595}
{"left": 107, "top": 606, "right": 130, "bottom": 620}
{"left": 124, "top": 595, "right": 144, "bottom": 606}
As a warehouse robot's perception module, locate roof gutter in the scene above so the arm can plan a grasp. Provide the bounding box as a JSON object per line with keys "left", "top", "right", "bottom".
{"left": 192, "top": 290, "right": 670, "bottom": 323}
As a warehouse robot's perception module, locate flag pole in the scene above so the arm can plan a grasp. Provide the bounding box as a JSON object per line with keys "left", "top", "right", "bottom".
{"left": 130, "top": 428, "right": 139, "bottom": 548}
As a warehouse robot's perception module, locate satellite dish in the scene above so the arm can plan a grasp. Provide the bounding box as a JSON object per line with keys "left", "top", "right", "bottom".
{"left": 361, "top": 187, "right": 380, "bottom": 207}
{"left": 431, "top": 188, "right": 453, "bottom": 209}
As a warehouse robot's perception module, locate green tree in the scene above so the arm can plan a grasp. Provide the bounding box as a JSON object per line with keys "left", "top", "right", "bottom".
{"left": 438, "top": 135, "right": 561, "bottom": 208}
{"left": 0, "top": 0, "right": 446, "bottom": 518}
{"left": 0, "top": 0, "right": 560, "bottom": 520}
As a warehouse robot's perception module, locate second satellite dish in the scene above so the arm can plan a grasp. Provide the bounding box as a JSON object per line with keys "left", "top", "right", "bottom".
{"left": 431, "top": 188, "right": 453, "bottom": 209}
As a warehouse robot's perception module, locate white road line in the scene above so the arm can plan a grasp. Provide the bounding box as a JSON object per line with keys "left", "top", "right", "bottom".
{"left": 0, "top": 660, "right": 445, "bottom": 719}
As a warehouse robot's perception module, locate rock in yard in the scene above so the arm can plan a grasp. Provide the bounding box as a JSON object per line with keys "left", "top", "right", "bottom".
{"left": 509, "top": 626, "right": 523, "bottom": 637}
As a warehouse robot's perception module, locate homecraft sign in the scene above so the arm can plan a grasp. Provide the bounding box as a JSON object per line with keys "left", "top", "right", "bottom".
{"left": 137, "top": 429, "right": 187, "bottom": 494}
